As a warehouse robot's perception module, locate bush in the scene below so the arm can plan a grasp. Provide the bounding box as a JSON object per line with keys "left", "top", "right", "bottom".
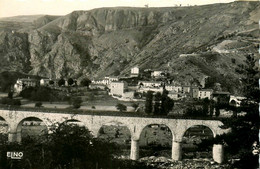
{"left": 80, "top": 78, "right": 91, "bottom": 87}
{"left": 35, "top": 102, "right": 42, "bottom": 107}
{"left": 116, "top": 103, "right": 127, "bottom": 112}
{"left": 70, "top": 97, "right": 83, "bottom": 109}
{"left": 0, "top": 98, "right": 21, "bottom": 106}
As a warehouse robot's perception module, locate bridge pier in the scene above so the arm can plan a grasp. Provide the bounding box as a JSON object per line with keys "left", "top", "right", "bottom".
{"left": 130, "top": 139, "right": 139, "bottom": 160}
{"left": 8, "top": 131, "right": 21, "bottom": 143}
{"left": 213, "top": 144, "right": 224, "bottom": 163}
{"left": 172, "top": 141, "right": 182, "bottom": 161}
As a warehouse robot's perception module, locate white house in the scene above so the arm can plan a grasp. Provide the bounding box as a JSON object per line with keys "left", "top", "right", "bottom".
{"left": 105, "top": 76, "right": 119, "bottom": 82}
{"left": 138, "top": 87, "right": 164, "bottom": 93}
{"left": 110, "top": 81, "right": 128, "bottom": 96}
{"left": 198, "top": 89, "right": 213, "bottom": 99}
{"left": 138, "top": 81, "right": 162, "bottom": 88}
{"left": 40, "top": 79, "right": 52, "bottom": 86}
{"left": 14, "top": 78, "right": 38, "bottom": 93}
{"left": 168, "top": 91, "right": 186, "bottom": 100}
{"left": 131, "top": 67, "right": 139, "bottom": 77}
{"left": 151, "top": 70, "right": 164, "bottom": 78}
{"left": 165, "top": 84, "right": 182, "bottom": 93}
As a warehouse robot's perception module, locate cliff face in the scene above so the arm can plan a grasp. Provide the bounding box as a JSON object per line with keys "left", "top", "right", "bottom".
{"left": 0, "top": 1, "right": 259, "bottom": 93}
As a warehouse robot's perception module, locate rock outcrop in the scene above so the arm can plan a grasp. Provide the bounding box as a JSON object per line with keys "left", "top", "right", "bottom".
{"left": 0, "top": 1, "right": 259, "bottom": 93}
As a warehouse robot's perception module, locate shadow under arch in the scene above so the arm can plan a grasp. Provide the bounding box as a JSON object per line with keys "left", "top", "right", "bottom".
{"left": 139, "top": 124, "right": 173, "bottom": 158}
{"left": 182, "top": 125, "right": 214, "bottom": 159}
{"left": 17, "top": 117, "right": 48, "bottom": 141}
{"left": 97, "top": 121, "right": 132, "bottom": 158}
{"left": 97, "top": 121, "right": 132, "bottom": 144}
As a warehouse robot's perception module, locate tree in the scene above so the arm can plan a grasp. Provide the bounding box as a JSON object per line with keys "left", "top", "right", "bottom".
{"left": 80, "top": 78, "right": 91, "bottom": 87}
{"left": 145, "top": 91, "right": 153, "bottom": 114}
{"left": 58, "top": 78, "right": 65, "bottom": 87}
{"left": 212, "top": 54, "right": 259, "bottom": 168}
{"left": 70, "top": 97, "right": 82, "bottom": 109}
{"left": 153, "top": 92, "right": 161, "bottom": 115}
{"left": 49, "top": 80, "right": 54, "bottom": 85}
{"left": 67, "top": 78, "right": 74, "bottom": 86}
{"left": 160, "top": 90, "right": 174, "bottom": 115}
{"left": 131, "top": 103, "right": 139, "bottom": 111}
{"left": 202, "top": 98, "right": 210, "bottom": 116}
{"left": 7, "top": 91, "right": 13, "bottom": 99}
{"left": 35, "top": 102, "right": 42, "bottom": 107}
{"left": 116, "top": 103, "right": 127, "bottom": 112}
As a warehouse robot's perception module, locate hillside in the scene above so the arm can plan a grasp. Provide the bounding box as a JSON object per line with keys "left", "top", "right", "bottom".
{"left": 0, "top": 1, "right": 259, "bottom": 94}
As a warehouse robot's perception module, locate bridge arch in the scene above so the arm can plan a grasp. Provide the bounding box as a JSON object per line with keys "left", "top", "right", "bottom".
{"left": 182, "top": 125, "right": 214, "bottom": 159}
{"left": 97, "top": 121, "right": 132, "bottom": 138}
{"left": 16, "top": 116, "right": 48, "bottom": 142}
{"left": 138, "top": 123, "right": 174, "bottom": 158}
{"left": 180, "top": 124, "right": 216, "bottom": 141}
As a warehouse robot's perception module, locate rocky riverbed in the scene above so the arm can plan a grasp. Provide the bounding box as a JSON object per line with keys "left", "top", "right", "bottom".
{"left": 139, "top": 156, "right": 231, "bottom": 169}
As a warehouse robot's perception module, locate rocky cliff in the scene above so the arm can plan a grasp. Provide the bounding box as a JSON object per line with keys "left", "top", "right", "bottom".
{"left": 0, "top": 1, "right": 259, "bottom": 93}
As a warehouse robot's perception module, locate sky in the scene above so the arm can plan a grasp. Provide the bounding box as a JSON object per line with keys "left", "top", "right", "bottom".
{"left": 0, "top": 0, "right": 237, "bottom": 18}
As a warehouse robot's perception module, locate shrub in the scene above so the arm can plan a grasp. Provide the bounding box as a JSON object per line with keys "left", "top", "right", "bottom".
{"left": 35, "top": 102, "right": 42, "bottom": 107}
{"left": 70, "top": 97, "right": 83, "bottom": 109}
{"left": 116, "top": 103, "right": 127, "bottom": 112}
{"left": 0, "top": 98, "right": 21, "bottom": 106}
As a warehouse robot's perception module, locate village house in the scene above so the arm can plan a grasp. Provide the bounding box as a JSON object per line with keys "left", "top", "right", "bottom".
{"left": 168, "top": 91, "right": 187, "bottom": 100}
{"left": 138, "top": 81, "right": 162, "bottom": 88}
{"left": 198, "top": 89, "right": 213, "bottom": 99}
{"left": 92, "top": 79, "right": 109, "bottom": 85}
{"left": 191, "top": 87, "right": 200, "bottom": 99}
{"left": 89, "top": 84, "right": 107, "bottom": 90}
{"left": 105, "top": 76, "right": 119, "bottom": 82}
{"left": 40, "top": 78, "right": 52, "bottom": 86}
{"left": 110, "top": 81, "right": 128, "bottom": 96}
{"left": 130, "top": 67, "right": 139, "bottom": 77}
{"left": 213, "top": 91, "right": 230, "bottom": 104}
{"left": 138, "top": 87, "right": 164, "bottom": 94}
{"left": 92, "top": 76, "right": 119, "bottom": 86}
{"left": 165, "top": 84, "right": 182, "bottom": 93}
{"left": 151, "top": 70, "right": 165, "bottom": 78}
{"left": 182, "top": 86, "right": 191, "bottom": 93}
{"left": 14, "top": 78, "right": 38, "bottom": 93}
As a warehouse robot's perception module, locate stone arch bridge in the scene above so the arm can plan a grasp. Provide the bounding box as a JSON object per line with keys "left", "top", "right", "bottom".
{"left": 0, "top": 109, "right": 229, "bottom": 163}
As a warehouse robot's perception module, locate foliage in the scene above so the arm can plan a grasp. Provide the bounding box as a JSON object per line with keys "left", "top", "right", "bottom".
{"left": 212, "top": 54, "right": 259, "bottom": 168}
{"left": 116, "top": 103, "right": 127, "bottom": 112}
{"left": 0, "top": 123, "right": 123, "bottom": 169}
{"left": 0, "top": 98, "right": 21, "bottom": 106}
{"left": 49, "top": 80, "right": 54, "bottom": 85}
{"left": 160, "top": 90, "right": 174, "bottom": 115}
{"left": 153, "top": 92, "right": 161, "bottom": 115}
{"left": 20, "top": 86, "right": 51, "bottom": 101}
{"left": 7, "top": 91, "right": 13, "bottom": 99}
{"left": 58, "top": 78, "right": 65, "bottom": 87}
{"left": 20, "top": 86, "right": 70, "bottom": 102}
{"left": 35, "top": 102, "right": 42, "bottom": 107}
{"left": 131, "top": 103, "right": 139, "bottom": 111}
{"left": 0, "top": 71, "right": 24, "bottom": 92}
{"left": 70, "top": 97, "right": 83, "bottom": 109}
{"left": 80, "top": 78, "right": 91, "bottom": 87}
{"left": 67, "top": 78, "right": 74, "bottom": 86}
{"left": 145, "top": 91, "right": 153, "bottom": 114}
{"left": 184, "top": 106, "right": 205, "bottom": 117}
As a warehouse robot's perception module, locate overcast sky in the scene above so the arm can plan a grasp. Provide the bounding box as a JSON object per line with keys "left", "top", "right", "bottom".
{"left": 0, "top": 0, "right": 236, "bottom": 18}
